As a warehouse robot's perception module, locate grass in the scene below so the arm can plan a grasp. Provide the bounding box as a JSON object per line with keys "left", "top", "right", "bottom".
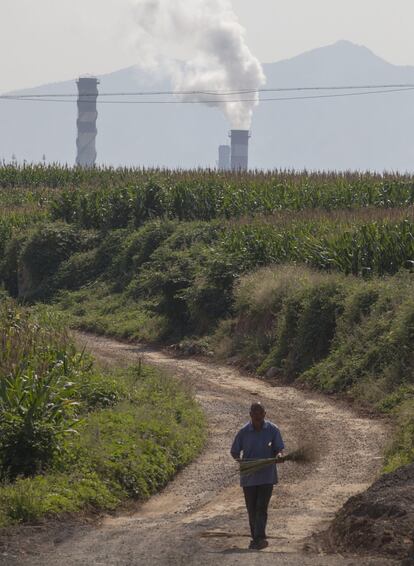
{"left": 56, "top": 284, "right": 167, "bottom": 343}
{"left": 384, "top": 400, "right": 414, "bottom": 472}
{"left": 0, "top": 366, "right": 205, "bottom": 527}
{"left": 0, "top": 473, "right": 120, "bottom": 526}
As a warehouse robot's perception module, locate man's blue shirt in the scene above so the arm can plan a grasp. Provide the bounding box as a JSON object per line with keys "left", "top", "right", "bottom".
{"left": 230, "top": 420, "right": 285, "bottom": 487}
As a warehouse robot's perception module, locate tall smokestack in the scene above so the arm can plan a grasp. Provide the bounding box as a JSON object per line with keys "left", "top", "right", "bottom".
{"left": 218, "top": 145, "right": 231, "bottom": 171}
{"left": 76, "top": 77, "right": 99, "bottom": 167}
{"left": 230, "top": 130, "right": 250, "bottom": 172}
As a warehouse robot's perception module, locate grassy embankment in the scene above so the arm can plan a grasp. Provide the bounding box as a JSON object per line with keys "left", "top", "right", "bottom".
{"left": 0, "top": 299, "right": 205, "bottom": 527}
{"left": 0, "top": 165, "right": 413, "bottom": 471}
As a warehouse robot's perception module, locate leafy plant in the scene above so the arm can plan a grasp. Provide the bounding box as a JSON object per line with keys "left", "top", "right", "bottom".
{"left": 0, "top": 302, "right": 82, "bottom": 478}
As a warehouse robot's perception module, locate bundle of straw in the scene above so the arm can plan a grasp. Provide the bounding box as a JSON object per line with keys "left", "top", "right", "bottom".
{"left": 238, "top": 446, "right": 313, "bottom": 477}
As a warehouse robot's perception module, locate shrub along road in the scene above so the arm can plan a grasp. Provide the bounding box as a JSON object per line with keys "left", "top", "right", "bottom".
{"left": 2, "top": 332, "right": 397, "bottom": 566}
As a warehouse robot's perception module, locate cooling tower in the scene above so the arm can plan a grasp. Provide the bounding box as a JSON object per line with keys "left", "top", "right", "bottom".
{"left": 76, "top": 77, "right": 99, "bottom": 167}
{"left": 218, "top": 145, "right": 231, "bottom": 170}
{"left": 230, "top": 130, "right": 250, "bottom": 171}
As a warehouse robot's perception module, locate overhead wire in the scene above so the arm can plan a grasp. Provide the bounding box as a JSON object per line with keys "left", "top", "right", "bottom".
{"left": 1, "top": 86, "right": 414, "bottom": 104}
{"left": 2, "top": 83, "right": 414, "bottom": 99}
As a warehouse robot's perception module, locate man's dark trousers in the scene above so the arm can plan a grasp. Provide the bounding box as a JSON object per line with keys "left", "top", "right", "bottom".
{"left": 243, "top": 484, "right": 273, "bottom": 541}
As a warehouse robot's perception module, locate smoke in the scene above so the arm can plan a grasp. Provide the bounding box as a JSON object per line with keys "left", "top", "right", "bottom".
{"left": 130, "top": 0, "right": 265, "bottom": 129}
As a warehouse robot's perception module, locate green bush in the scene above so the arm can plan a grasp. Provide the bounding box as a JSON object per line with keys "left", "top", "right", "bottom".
{"left": 20, "top": 224, "right": 82, "bottom": 281}
{"left": 258, "top": 295, "right": 304, "bottom": 376}
{"left": 110, "top": 221, "right": 176, "bottom": 288}
{"left": 338, "top": 286, "right": 380, "bottom": 329}
{"left": 54, "top": 249, "right": 101, "bottom": 290}
{"left": 302, "top": 281, "right": 414, "bottom": 396}
{"left": 0, "top": 417, "right": 66, "bottom": 480}
{"left": 17, "top": 224, "right": 99, "bottom": 299}
{"left": 283, "top": 283, "right": 344, "bottom": 378}
{"left": 254, "top": 283, "right": 344, "bottom": 380}
{"left": 124, "top": 222, "right": 221, "bottom": 337}
{"left": 0, "top": 233, "right": 27, "bottom": 297}
{"left": 93, "top": 230, "right": 128, "bottom": 273}
{"left": 130, "top": 247, "right": 196, "bottom": 336}
{"left": 77, "top": 372, "right": 126, "bottom": 411}
{"left": 378, "top": 386, "right": 414, "bottom": 413}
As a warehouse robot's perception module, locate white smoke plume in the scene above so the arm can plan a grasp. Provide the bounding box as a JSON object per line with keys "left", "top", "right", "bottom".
{"left": 130, "top": 0, "right": 266, "bottom": 129}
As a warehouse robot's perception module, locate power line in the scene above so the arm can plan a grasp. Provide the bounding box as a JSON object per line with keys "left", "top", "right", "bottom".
{"left": 1, "top": 87, "right": 414, "bottom": 105}
{"left": 2, "top": 83, "right": 414, "bottom": 99}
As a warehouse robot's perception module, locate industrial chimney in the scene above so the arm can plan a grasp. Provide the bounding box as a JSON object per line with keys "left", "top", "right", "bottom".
{"left": 230, "top": 130, "right": 250, "bottom": 171}
{"left": 218, "top": 145, "right": 231, "bottom": 171}
{"left": 76, "top": 76, "right": 99, "bottom": 167}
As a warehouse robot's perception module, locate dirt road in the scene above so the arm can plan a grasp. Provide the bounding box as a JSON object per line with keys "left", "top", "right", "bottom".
{"left": 1, "top": 333, "right": 398, "bottom": 565}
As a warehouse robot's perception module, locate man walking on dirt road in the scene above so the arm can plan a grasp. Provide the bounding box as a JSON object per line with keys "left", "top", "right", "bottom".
{"left": 231, "top": 402, "right": 285, "bottom": 551}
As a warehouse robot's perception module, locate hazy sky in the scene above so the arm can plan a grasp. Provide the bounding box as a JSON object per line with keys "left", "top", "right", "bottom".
{"left": 1, "top": 0, "right": 414, "bottom": 93}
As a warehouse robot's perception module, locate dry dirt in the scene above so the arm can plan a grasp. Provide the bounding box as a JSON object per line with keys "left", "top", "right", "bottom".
{"left": 0, "top": 332, "right": 399, "bottom": 566}
{"left": 325, "top": 461, "right": 414, "bottom": 562}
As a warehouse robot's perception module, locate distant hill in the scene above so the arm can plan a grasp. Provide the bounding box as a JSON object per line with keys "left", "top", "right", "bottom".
{"left": 2, "top": 40, "right": 414, "bottom": 171}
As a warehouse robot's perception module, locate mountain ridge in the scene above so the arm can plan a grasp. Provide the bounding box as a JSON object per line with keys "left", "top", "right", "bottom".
{"left": 8, "top": 40, "right": 414, "bottom": 95}
{"left": 2, "top": 40, "right": 414, "bottom": 171}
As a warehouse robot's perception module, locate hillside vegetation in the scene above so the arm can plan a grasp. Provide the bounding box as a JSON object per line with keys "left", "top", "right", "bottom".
{"left": 0, "top": 164, "right": 413, "bottom": 472}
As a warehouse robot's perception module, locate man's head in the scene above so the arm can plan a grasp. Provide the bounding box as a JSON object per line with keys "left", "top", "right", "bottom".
{"left": 250, "top": 402, "right": 266, "bottom": 429}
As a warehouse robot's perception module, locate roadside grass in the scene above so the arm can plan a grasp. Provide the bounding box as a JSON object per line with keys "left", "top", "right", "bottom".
{"left": 0, "top": 302, "right": 206, "bottom": 528}
{"left": 209, "top": 265, "right": 414, "bottom": 471}
{"left": 56, "top": 284, "right": 167, "bottom": 343}
{"left": 213, "top": 264, "right": 414, "bottom": 387}
{"left": 0, "top": 366, "right": 205, "bottom": 528}
{"left": 0, "top": 472, "right": 120, "bottom": 527}
{"left": 383, "top": 399, "right": 414, "bottom": 473}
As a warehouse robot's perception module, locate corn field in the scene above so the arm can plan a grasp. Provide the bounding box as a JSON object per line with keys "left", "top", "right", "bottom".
{"left": 219, "top": 219, "right": 414, "bottom": 276}
{"left": 49, "top": 178, "right": 414, "bottom": 229}
{"left": 2, "top": 165, "right": 414, "bottom": 219}
{"left": 1, "top": 164, "right": 414, "bottom": 277}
